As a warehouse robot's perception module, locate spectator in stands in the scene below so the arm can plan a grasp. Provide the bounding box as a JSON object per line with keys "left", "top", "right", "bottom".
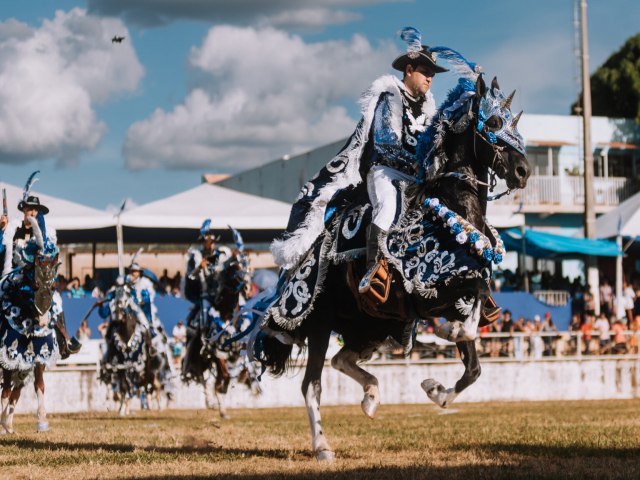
{"left": 500, "top": 310, "right": 514, "bottom": 357}
{"left": 584, "top": 286, "right": 596, "bottom": 317}
{"left": 530, "top": 269, "right": 542, "bottom": 292}
{"left": 621, "top": 279, "right": 636, "bottom": 324}
{"left": 159, "top": 269, "right": 172, "bottom": 294}
{"left": 56, "top": 274, "right": 68, "bottom": 293}
{"left": 540, "top": 311, "right": 559, "bottom": 356}
{"left": 172, "top": 271, "right": 182, "bottom": 291}
{"left": 83, "top": 274, "right": 95, "bottom": 293}
{"left": 599, "top": 278, "right": 614, "bottom": 317}
{"left": 171, "top": 320, "right": 187, "bottom": 366}
{"left": 629, "top": 314, "right": 640, "bottom": 354}
{"left": 530, "top": 315, "right": 543, "bottom": 359}
{"left": 568, "top": 313, "right": 582, "bottom": 355}
{"left": 593, "top": 312, "right": 611, "bottom": 355}
{"left": 611, "top": 319, "right": 628, "bottom": 354}
{"left": 512, "top": 315, "right": 525, "bottom": 359}
{"left": 580, "top": 314, "right": 594, "bottom": 355}
{"left": 76, "top": 319, "right": 92, "bottom": 342}
{"left": 66, "top": 277, "right": 86, "bottom": 299}
{"left": 633, "top": 284, "right": 640, "bottom": 317}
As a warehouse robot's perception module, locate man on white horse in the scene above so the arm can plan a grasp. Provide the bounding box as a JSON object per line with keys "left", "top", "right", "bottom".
{"left": 0, "top": 174, "right": 81, "bottom": 359}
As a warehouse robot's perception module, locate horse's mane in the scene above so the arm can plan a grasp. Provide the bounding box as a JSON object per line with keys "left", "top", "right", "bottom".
{"left": 417, "top": 78, "right": 477, "bottom": 181}
{"left": 406, "top": 78, "right": 478, "bottom": 204}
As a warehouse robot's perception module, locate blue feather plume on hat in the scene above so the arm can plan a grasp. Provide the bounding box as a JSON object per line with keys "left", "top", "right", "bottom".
{"left": 399, "top": 27, "right": 422, "bottom": 54}
{"left": 23, "top": 170, "right": 40, "bottom": 202}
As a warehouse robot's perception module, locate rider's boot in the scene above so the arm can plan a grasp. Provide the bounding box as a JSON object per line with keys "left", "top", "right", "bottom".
{"left": 54, "top": 314, "right": 82, "bottom": 360}
{"left": 358, "top": 224, "right": 386, "bottom": 294}
{"left": 479, "top": 295, "right": 502, "bottom": 327}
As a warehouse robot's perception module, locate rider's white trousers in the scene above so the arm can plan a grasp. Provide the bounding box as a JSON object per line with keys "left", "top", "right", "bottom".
{"left": 367, "top": 165, "right": 414, "bottom": 231}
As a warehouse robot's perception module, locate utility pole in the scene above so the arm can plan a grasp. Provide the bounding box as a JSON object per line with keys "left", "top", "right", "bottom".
{"left": 579, "top": 0, "right": 600, "bottom": 314}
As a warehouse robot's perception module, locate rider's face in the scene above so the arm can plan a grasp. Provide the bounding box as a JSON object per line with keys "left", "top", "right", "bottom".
{"left": 404, "top": 65, "right": 434, "bottom": 97}
{"left": 22, "top": 207, "right": 38, "bottom": 226}
{"left": 204, "top": 236, "right": 215, "bottom": 252}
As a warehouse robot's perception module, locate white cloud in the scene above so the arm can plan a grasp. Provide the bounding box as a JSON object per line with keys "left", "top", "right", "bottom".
{"left": 87, "top": 0, "right": 388, "bottom": 29}
{"left": 0, "top": 9, "right": 144, "bottom": 165}
{"left": 123, "top": 25, "right": 397, "bottom": 171}
{"left": 263, "top": 9, "right": 362, "bottom": 29}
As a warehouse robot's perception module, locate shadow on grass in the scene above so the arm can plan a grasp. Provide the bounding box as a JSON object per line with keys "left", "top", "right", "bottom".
{"left": 452, "top": 442, "right": 640, "bottom": 459}
{"left": 0, "top": 438, "right": 291, "bottom": 459}
{"left": 129, "top": 462, "right": 640, "bottom": 480}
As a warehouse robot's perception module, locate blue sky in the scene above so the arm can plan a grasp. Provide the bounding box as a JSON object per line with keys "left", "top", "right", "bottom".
{"left": 1, "top": 0, "right": 638, "bottom": 209}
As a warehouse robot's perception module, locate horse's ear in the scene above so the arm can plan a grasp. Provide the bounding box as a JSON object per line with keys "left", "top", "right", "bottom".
{"left": 476, "top": 74, "right": 487, "bottom": 98}
{"left": 491, "top": 76, "right": 500, "bottom": 91}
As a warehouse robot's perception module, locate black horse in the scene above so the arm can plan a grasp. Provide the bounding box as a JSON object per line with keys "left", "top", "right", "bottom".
{"left": 98, "top": 281, "right": 157, "bottom": 415}
{"left": 255, "top": 71, "right": 531, "bottom": 460}
{"left": 181, "top": 247, "right": 256, "bottom": 417}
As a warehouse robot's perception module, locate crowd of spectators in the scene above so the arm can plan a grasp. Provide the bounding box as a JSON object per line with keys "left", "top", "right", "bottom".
{"left": 55, "top": 270, "right": 185, "bottom": 300}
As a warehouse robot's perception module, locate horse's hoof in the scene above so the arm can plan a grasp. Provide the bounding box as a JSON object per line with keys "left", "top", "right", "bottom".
{"left": 220, "top": 412, "right": 231, "bottom": 420}
{"left": 361, "top": 394, "right": 379, "bottom": 419}
{"left": 36, "top": 422, "right": 49, "bottom": 433}
{"left": 315, "top": 449, "right": 336, "bottom": 462}
{"left": 421, "top": 379, "right": 446, "bottom": 408}
{"left": 0, "top": 427, "right": 8, "bottom": 435}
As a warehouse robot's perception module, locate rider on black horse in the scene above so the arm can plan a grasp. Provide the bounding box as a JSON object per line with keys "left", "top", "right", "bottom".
{"left": 0, "top": 173, "right": 81, "bottom": 359}
{"left": 183, "top": 220, "right": 230, "bottom": 337}
{"left": 270, "top": 28, "right": 499, "bottom": 320}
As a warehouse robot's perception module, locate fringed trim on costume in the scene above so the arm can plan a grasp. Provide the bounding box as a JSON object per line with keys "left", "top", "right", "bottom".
{"left": 0, "top": 344, "right": 60, "bottom": 373}
{"left": 268, "top": 234, "right": 333, "bottom": 331}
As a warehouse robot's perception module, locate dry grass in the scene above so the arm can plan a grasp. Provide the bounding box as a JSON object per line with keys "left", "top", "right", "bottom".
{"left": 0, "top": 399, "right": 639, "bottom": 479}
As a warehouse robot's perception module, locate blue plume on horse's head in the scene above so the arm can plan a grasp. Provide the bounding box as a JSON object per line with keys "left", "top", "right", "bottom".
{"left": 430, "top": 46, "right": 482, "bottom": 80}
{"left": 228, "top": 225, "right": 244, "bottom": 252}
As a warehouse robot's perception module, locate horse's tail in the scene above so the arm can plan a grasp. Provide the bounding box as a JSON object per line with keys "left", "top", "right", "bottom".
{"left": 260, "top": 334, "right": 295, "bottom": 377}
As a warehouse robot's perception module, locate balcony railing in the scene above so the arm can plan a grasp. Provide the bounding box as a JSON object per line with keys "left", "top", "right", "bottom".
{"left": 494, "top": 175, "right": 637, "bottom": 207}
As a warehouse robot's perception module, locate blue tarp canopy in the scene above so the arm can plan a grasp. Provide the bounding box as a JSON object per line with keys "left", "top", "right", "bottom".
{"left": 501, "top": 228, "right": 622, "bottom": 259}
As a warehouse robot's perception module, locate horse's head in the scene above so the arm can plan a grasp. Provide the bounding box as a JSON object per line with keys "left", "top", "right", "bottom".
{"left": 22, "top": 216, "right": 60, "bottom": 325}
{"left": 472, "top": 75, "right": 530, "bottom": 190}
{"left": 418, "top": 48, "right": 531, "bottom": 195}
{"left": 109, "top": 281, "right": 139, "bottom": 340}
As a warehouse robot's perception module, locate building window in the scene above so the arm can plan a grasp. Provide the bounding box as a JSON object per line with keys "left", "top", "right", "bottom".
{"left": 525, "top": 146, "right": 560, "bottom": 176}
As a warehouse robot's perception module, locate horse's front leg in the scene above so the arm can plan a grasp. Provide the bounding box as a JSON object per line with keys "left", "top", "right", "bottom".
{"left": 422, "top": 340, "right": 481, "bottom": 408}
{"left": 331, "top": 347, "right": 380, "bottom": 419}
{"left": 34, "top": 364, "right": 49, "bottom": 432}
{"left": 302, "top": 325, "right": 334, "bottom": 461}
{"left": 1, "top": 370, "right": 13, "bottom": 434}
{"left": 434, "top": 295, "right": 483, "bottom": 342}
{"left": 1, "top": 372, "right": 23, "bottom": 434}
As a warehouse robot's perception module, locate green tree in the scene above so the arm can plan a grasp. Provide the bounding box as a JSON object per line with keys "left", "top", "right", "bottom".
{"left": 572, "top": 33, "right": 640, "bottom": 122}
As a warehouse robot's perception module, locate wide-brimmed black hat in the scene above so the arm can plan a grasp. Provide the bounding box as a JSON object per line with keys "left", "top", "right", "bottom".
{"left": 18, "top": 195, "right": 49, "bottom": 214}
{"left": 392, "top": 45, "right": 449, "bottom": 74}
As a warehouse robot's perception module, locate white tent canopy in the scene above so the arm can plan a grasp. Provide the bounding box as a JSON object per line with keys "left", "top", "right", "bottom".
{"left": 594, "top": 190, "right": 640, "bottom": 239}
{"left": 0, "top": 181, "right": 113, "bottom": 230}
{"left": 120, "top": 183, "right": 291, "bottom": 230}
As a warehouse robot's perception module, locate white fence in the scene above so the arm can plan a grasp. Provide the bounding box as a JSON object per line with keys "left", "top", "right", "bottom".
{"left": 9, "top": 334, "right": 640, "bottom": 415}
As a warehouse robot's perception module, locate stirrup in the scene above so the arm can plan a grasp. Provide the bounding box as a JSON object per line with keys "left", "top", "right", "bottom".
{"left": 358, "top": 263, "right": 379, "bottom": 294}
{"left": 358, "top": 259, "right": 391, "bottom": 303}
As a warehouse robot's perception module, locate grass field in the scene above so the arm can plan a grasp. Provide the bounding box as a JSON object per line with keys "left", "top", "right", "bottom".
{"left": 0, "top": 399, "right": 639, "bottom": 479}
